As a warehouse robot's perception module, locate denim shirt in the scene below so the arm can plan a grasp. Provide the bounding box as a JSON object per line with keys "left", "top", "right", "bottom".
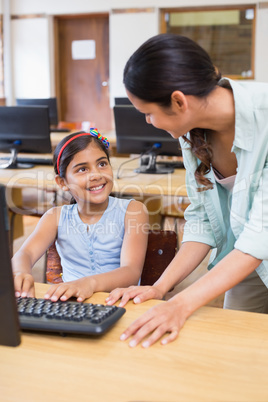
{"left": 179, "top": 78, "right": 268, "bottom": 287}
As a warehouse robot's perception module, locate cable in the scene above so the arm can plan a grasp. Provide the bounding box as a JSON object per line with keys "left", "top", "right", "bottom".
{"left": 116, "top": 143, "right": 162, "bottom": 179}
{"left": 116, "top": 154, "right": 142, "bottom": 179}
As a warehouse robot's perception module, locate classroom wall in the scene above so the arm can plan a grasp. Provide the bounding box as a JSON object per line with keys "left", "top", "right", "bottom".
{"left": 6, "top": 0, "right": 268, "bottom": 105}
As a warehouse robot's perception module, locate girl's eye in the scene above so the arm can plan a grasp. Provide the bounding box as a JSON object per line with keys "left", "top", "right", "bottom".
{"left": 77, "top": 167, "right": 87, "bottom": 173}
{"left": 99, "top": 161, "right": 108, "bottom": 167}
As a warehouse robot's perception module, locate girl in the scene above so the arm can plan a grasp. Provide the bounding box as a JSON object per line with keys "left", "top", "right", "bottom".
{"left": 12, "top": 129, "right": 149, "bottom": 302}
{"left": 106, "top": 33, "right": 268, "bottom": 347}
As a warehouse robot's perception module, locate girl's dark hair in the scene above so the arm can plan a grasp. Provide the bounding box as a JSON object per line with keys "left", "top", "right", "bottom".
{"left": 53, "top": 131, "right": 110, "bottom": 203}
{"left": 124, "top": 33, "right": 222, "bottom": 190}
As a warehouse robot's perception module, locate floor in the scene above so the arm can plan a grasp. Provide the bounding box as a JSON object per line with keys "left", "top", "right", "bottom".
{"left": 13, "top": 213, "right": 224, "bottom": 309}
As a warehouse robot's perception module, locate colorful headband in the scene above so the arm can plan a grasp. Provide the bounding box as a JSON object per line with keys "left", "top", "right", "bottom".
{"left": 56, "top": 128, "right": 110, "bottom": 175}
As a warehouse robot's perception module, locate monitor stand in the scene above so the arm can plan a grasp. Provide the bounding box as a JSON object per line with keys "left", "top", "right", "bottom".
{"left": 0, "top": 148, "right": 33, "bottom": 169}
{"left": 135, "top": 151, "right": 174, "bottom": 174}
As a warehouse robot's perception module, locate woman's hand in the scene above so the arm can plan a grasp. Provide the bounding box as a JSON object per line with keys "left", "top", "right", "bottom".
{"left": 14, "top": 273, "right": 35, "bottom": 298}
{"left": 105, "top": 285, "right": 164, "bottom": 307}
{"left": 44, "top": 277, "right": 97, "bottom": 302}
{"left": 120, "top": 298, "right": 187, "bottom": 348}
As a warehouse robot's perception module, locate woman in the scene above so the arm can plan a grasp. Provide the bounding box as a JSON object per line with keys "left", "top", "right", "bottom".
{"left": 106, "top": 33, "right": 268, "bottom": 348}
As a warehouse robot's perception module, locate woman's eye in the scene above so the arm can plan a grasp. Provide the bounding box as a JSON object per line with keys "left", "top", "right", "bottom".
{"left": 99, "top": 161, "right": 107, "bottom": 167}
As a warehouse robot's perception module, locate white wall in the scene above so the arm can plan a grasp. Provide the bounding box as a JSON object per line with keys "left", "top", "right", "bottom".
{"left": 10, "top": 0, "right": 266, "bottom": 14}
{"left": 11, "top": 17, "right": 52, "bottom": 99}
{"left": 255, "top": 5, "right": 268, "bottom": 82}
{"left": 109, "top": 10, "right": 159, "bottom": 102}
{"left": 7, "top": 1, "right": 268, "bottom": 104}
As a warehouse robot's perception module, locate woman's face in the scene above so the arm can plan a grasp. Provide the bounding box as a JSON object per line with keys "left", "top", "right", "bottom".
{"left": 126, "top": 90, "right": 193, "bottom": 139}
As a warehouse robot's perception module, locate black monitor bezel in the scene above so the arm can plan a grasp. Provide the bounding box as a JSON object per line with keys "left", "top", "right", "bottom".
{"left": 114, "top": 97, "right": 132, "bottom": 106}
{"left": 0, "top": 184, "right": 21, "bottom": 347}
{"left": 113, "top": 105, "right": 181, "bottom": 157}
{"left": 0, "top": 106, "right": 52, "bottom": 168}
{"left": 16, "top": 97, "right": 58, "bottom": 127}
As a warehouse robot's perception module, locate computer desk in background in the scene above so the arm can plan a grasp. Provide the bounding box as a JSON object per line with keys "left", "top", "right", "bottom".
{"left": 0, "top": 282, "right": 268, "bottom": 401}
{"left": 0, "top": 155, "right": 187, "bottom": 238}
{"left": 0, "top": 155, "right": 187, "bottom": 196}
{"left": 50, "top": 129, "right": 117, "bottom": 154}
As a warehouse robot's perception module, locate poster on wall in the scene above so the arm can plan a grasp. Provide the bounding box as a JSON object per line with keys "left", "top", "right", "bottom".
{"left": 71, "top": 40, "right": 96, "bottom": 60}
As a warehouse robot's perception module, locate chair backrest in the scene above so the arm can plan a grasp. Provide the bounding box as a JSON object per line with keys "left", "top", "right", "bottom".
{"left": 46, "top": 230, "right": 177, "bottom": 286}
{"left": 57, "top": 121, "right": 82, "bottom": 131}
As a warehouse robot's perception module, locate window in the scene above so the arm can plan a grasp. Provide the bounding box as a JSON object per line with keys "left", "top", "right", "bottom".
{"left": 161, "top": 5, "right": 256, "bottom": 79}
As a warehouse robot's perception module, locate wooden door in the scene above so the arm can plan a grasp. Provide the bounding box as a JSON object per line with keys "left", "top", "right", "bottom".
{"left": 54, "top": 14, "right": 112, "bottom": 131}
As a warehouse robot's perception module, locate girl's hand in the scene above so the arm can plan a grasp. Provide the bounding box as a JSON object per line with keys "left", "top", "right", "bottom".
{"left": 44, "top": 277, "right": 96, "bottom": 302}
{"left": 120, "top": 298, "right": 187, "bottom": 348}
{"left": 105, "top": 285, "right": 164, "bottom": 307}
{"left": 14, "top": 273, "right": 35, "bottom": 298}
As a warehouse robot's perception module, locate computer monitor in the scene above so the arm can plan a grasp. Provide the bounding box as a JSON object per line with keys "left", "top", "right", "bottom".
{"left": 113, "top": 105, "right": 182, "bottom": 174}
{"left": 114, "top": 97, "right": 132, "bottom": 106}
{"left": 16, "top": 97, "right": 58, "bottom": 127}
{"left": 0, "top": 106, "right": 52, "bottom": 169}
{"left": 0, "top": 184, "right": 21, "bottom": 347}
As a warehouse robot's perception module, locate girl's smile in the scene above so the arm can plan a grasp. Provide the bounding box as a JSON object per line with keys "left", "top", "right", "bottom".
{"left": 88, "top": 183, "right": 106, "bottom": 192}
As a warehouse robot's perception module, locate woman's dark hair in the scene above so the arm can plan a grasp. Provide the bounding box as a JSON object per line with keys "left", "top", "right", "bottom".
{"left": 124, "top": 33, "right": 222, "bottom": 190}
{"left": 53, "top": 131, "right": 110, "bottom": 203}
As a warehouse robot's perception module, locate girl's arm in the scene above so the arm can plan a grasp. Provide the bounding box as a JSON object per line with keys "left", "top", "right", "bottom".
{"left": 12, "top": 207, "right": 60, "bottom": 297}
{"left": 106, "top": 240, "right": 211, "bottom": 306}
{"left": 120, "top": 249, "right": 261, "bottom": 348}
{"left": 44, "top": 200, "right": 149, "bottom": 302}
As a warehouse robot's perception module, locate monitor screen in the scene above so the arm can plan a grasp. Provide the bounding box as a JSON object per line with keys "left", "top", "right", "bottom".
{"left": 16, "top": 97, "right": 58, "bottom": 127}
{"left": 114, "top": 97, "right": 132, "bottom": 106}
{"left": 0, "top": 106, "right": 52, "bottom": 168}
{"left": 113, "top": 105, "right": 181, "bottom": 174}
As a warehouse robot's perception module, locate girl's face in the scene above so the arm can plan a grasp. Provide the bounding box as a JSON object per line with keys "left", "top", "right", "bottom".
{"left": 126, "top": 90, "right": 193, "bottom": 139}
{"left": 63, "top": 142, "right": 113, "bottom": 209}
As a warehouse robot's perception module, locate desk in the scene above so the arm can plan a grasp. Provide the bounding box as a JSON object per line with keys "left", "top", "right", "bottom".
{"left": 0, "top": 157, "right": 187, "bottom": 232}
{"left": 0, "top": 156, "right": 187, "bottom": 197}
{"left": 1, "top": 283, "right": 268, "bottom": 401}
{"left": 51, "top": 129, "right": 117, "bottom": 154}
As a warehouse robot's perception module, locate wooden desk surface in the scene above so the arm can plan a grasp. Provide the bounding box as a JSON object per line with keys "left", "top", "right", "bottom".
{"left": 0, "top": 156, "right": 187, "bottom": 197}
{"left": 1, "top": 283, "right": 268, "bottom": 402}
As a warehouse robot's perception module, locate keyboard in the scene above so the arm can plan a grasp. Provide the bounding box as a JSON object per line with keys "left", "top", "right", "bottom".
{"left": 17, "top": 297, "right": 126, "bottom": 336}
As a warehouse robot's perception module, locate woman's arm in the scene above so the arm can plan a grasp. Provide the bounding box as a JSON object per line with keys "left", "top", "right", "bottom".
{"left": 12, "top": 207, "right": 60, "bottom": 297}
{"left": 120, "top": 249, "right": 261, "bottom": 348}
{"left": 44, "top": 200, "right": 149, "bottom": 302}
{"left": 106, "top": 241, "right": 211, "bottom": 306}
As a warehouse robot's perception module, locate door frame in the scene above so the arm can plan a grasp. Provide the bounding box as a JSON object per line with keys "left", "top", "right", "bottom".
{"left": 53, "top": 13, "right": 110, "bottom": 122}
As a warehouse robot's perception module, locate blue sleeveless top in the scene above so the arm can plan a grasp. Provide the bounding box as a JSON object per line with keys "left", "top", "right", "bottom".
{"left": 55, "top": 196, "right": 133, "bottom": 282}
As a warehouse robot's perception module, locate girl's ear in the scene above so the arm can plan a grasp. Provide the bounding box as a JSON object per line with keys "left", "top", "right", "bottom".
{"left": 55, "top": 175, "right": 69, "bottom": 191}
{"left": 171, "top": 90, "right": 188, "bottom": 111}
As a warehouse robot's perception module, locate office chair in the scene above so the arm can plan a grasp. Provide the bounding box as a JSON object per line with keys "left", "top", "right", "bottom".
{"left": 57, "top": 121, "right": 82, "bottom": 131}
{"left": 46, "top": 230, "right": 177, "bottom": 287}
